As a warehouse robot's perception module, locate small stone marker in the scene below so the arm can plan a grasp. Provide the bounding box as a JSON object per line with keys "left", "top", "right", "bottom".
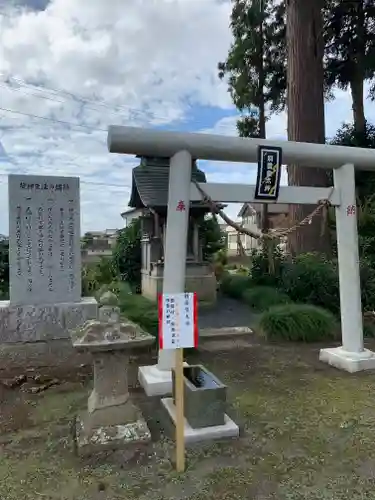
{"left": 72, "top": 293, "right": 155, "bottom": 456}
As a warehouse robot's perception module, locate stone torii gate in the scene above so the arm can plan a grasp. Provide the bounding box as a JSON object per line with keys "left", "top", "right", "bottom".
{"left": 108, "top": 125, "right": 375, "bottom": 396}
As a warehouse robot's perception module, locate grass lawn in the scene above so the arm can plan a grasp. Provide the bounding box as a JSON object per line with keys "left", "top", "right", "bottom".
{"left": 2, "top": 342, "right": 375, "bottom": 499}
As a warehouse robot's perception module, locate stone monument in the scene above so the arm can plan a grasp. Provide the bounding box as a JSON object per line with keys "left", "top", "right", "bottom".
{"left": 0, "top": 174, "right": 97, "bottom": 343}
{"left": 72, "top": 292, "right": 155, "bottom": 456}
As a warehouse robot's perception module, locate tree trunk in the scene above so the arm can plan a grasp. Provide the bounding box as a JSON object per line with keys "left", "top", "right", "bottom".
{"left": 258, "top": 0, "right": 269, "bottom": 250}
{"left": 350, "top": 0, "right": 366, "bottom": 136}
{"left": 351, "top": 76, "right": 366, "bottom": 136}
{"left": 286, "top": 0, "right": 331, "bottom": 256}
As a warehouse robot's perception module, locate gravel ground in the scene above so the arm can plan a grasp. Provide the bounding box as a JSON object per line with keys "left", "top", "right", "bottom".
{"left": 3, "top": 341, "right": 375, "bottom": 499}
{"left": 198, "top": 296, "right": 258, "bottom": 330}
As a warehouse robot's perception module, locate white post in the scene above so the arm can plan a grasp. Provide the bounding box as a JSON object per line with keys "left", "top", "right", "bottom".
{"left": 335, "top": 163, "right": 363, "bottom": 352}
{"left": 138, "top": 150, "right": 192, "bottom": 394}
{"left": 320, "top": 163, "right": 375, "bottom": 372}
{"left": 158, "top": 150, "right": 192, "bottom": 370}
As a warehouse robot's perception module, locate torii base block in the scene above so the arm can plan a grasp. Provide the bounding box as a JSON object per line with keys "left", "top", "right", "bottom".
{"left": 138, "top": 362, "right": 190, "bottom": 397}
{"left": 319, "top": 347, "right": 375, "bottom": 373}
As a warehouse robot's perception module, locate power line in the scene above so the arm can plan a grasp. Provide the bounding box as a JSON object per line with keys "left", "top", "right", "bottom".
{"left": 0, "top": 76, "right": 181, "bottom": 124}
{"left": 0, "top": 106, "right": 107, "bottom": 132}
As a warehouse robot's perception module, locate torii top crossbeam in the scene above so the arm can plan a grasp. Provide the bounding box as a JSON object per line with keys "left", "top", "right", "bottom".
{"left": 108, "top": 125, "right": 375, "bottom": 170}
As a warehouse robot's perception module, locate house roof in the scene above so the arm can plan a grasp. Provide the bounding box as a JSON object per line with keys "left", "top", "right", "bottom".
{"left": 120, "top": 207, "right": 145, "bottom": 218}
{"left": 238, "top": 202, "right": 289, "bottom": 217}
{"left": 128, "top": 156, "right": 209, "bottom": 210}
{"left": 237, "top": 203, "right": 256, "bottom": 218}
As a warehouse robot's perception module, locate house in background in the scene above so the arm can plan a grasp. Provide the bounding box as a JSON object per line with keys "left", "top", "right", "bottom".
{"left": 121, "top": 207, "right": 145, "bottom": 227}
{"left": 223, "top": 202, "right": 289, "bottom": 255}
{"left": 81, "top": 229, "right": 118, "bottom": 264}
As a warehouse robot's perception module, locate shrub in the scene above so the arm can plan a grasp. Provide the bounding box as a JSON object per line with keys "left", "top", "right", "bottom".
{"left": 212, "top": 261, "right": 225, "bottom": 281}
{"left": 199, "top": 217, "right": 226, "bottom": 261}
{"left": 363, "top": 311, "right": 375, "bottom": 338}
{"left": 259, "top": 303, "right": 338, "bottom": 342}
{"left": 81, "top": 257, "right": 117, "bottom": 296}
{"left": 95, "top": 280, "right": 132, "bottom": 301}
{"left": 275, "top": 252, "right": 375, "bottom": 316}
{"left": 220, "top": 274, "right": 252, "bottom": 299}
{"left": 81, "top": 263, "right": 101, "bottom": 295}
{"left": 235, "top": 266, "right": 250, "bottom": 276}
{"left": 112, "top": 220, "right": 142, "bottom": 289}
{"left": 279, "top": 253, "right": 340, "bottom": 315}
{"left": 118, "top": 292, "right": 158, "bottom": 337}
{"left": 242, "top": 286, "right": 291, "bottom": 312}
{"left": 214, "top": 248, "right": 228, "bottom": 266}
{"left": 250, "top": 246, "right": 285, "bottom": 287}
{"left": 359, "top": 259, "right": 375, "bottom": 312}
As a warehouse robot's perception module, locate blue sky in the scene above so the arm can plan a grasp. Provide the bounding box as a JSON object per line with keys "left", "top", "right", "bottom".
{"left": 0, "top": 0, "right": 375, "bottom": 235}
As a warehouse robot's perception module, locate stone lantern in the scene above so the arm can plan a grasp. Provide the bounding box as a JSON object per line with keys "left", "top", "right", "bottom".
{"left": 71, "top": 291, "right": 155, "bottom": 456}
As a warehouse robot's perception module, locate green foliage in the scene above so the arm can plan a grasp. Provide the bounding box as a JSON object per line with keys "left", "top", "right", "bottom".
{"left": 81, "top": 232, "right": 94, "bottom": 249}
{"left": 324, "top": 0, "right": 375, "bottom": 105}
{"left": 218, "top": 0, "right": 286, "bottom": 137}
{"left": 95, "top": 280, "right": 132, "bottom": 301}
{"left": 220, "top": 273, "right": 252, "bottom": 299}
{"left": 118, "top": 291, "right": 158, "bottom": 337}
{"left": 359, "top": 260, "right": 375, "bottom": 312}
{"left": 214, "top": 248, "right": 228, "bottom": 266}
{"left": 199, "top": 216, "right": 226, "bottom": 261}
{"left": 249, "top": 246, "right": 284, "bottom": 287}
{"left": 279, "top": 253, "right": 340, "bottom": 315}
{"left": 220, "top": 0, "right": 375, "bottom": 142}
{"left": 331, "top": 121, "right": 375, "bottom": 149}
{"left": 0, "top": 235, "right": 9, "bottom": 299}
{"left": 242, "top": 286, "right": 291, "bottom": 312}
{"left": 363, "top": 312, "right": 375, "bottom": 338}
{"left": 81, "top": 257, "right": 116, "bottom": 296}
{"left": 331, "top": 122, "right": 375, "bottom": 267}
{"left": 111, "top": 220, "right": 142, "bottom": 289}
{"left": 259, "top": 304, "right": 338, "bottom": 342}
{"left": 226, "top": 247, "right": 375, "bottom": 318}
{"left": 235, "top": 266, "right": 251, "bottom": 276}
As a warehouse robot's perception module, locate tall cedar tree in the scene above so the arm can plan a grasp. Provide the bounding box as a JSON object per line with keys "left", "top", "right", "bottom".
{"left": 218, "top": 0, "right": 286, "bottom": 138}
{"left": 219, "top": 0, "right": 374, "bottom": 255}
{"left": 324, "top": 0, "right": 375, "bottom": 135}
{"left": 287, "top": 0, "right": 332, "bottom": 256}
{"left": 218, "top": 0, "right": 285, "bottom": 246}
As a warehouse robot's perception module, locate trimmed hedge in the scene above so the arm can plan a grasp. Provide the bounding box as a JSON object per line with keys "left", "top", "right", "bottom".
{"left": 259, "top": 303, "right": 338, "bottom": 342}
{"left": 249, "top": 251, "right": 375, "bottom": 316}
{"left": 280, "top": 253, "right": 340, "bottom": 315}
{"left": 242, "top": 286, "right": 291, "bottom": 312}
{"left": 118, "top": 291, "right": 158, "bottom": 337}
{"left": 220, "top": 274, "right": 253, "bottom": 299}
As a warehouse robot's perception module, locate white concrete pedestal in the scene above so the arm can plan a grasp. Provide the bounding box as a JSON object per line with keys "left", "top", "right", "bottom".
{"left": 138, "top": 362, "right": 189, "bottom": 397}
{"left": 161, "top": 398, "right": 239, "bottom": 445}
{"left": 319, "top": 346, "right": 375, "bottom": 373}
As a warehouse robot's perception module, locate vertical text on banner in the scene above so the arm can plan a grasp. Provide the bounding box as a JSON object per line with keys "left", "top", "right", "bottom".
{"left": 158, "top": 293, "right": 198, "bottom": 349}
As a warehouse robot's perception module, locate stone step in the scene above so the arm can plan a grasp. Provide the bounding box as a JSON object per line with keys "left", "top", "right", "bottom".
{"left": 199, "top": 326, "right": 253, "bottom": 342}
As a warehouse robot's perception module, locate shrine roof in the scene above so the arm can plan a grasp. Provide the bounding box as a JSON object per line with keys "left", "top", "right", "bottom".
{"left": 128, "top": 156, "right": 208, "bottom": 209}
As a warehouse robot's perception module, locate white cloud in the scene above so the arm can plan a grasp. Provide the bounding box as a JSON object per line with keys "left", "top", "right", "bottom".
{"left": 0, "top": 0, "right": 233, "bottom": 234}
{"left": 0, "top": 0, "right": 374, "bottom": 236}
